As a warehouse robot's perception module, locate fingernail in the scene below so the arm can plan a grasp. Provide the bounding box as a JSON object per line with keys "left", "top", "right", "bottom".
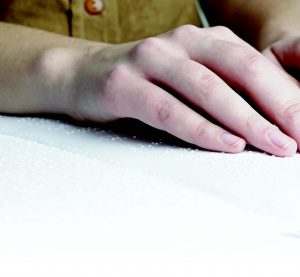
{"left": 220, "top": 132, "right": 242, "bottom": 147}
{"left": 267, "top": 130, "right": 293, "bottom": 149}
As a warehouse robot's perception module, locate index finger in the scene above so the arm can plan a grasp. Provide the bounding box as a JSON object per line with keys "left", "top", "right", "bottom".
{"left": 183, "top": 32, "right": 300, "bottom": 148}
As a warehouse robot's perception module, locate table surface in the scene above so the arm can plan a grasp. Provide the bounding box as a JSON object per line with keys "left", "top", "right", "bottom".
{"left": 0, "top": 115, "right": 300, "bottom": 276}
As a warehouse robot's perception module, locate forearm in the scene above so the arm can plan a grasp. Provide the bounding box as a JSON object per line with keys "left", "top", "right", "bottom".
{"left": 201, "top": 0, "right": 300, "bottom": 49}
{"left": 0, "top": 22, "right": 107, "bottom": 116}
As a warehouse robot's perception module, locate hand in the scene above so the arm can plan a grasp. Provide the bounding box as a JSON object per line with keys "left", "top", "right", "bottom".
{"left": 68, "top": 25, "right": 300, "bottom": 156}
{"left": 263, "top": 36, "right": 300, "bottom": 87}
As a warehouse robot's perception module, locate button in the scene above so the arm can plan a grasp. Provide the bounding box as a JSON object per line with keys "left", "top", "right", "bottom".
{"left": 84, "top": 0, "right": 104, "bottom": 15}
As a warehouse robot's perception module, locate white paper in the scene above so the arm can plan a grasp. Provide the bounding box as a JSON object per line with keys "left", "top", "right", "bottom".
{"left": 0, "top": 115, "right": 300, "bottom": 276}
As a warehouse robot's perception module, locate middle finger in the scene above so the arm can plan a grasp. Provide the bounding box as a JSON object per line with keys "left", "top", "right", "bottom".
{"left": 143, "top": 57, "right": 297, "bottom": 156}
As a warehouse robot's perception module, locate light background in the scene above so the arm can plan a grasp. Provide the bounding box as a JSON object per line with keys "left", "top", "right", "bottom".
{"left": 0, "top": 115, "right": 300, "bottom": 276}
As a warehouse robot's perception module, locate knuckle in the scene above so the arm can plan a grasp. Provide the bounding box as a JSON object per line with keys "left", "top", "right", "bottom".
{"left": 180, "top": 61, "right": 223, "bottom": 97}
{"left": 106, "top": 64, "right": 130, "bottom": 86}
{"left": 246, "top": 114, "right": 266, "bottom": 131}
{"left": 236, "top": 47, "right": 268, "bottom": 75}
{"left": 244, "top": 52, "right": 265, "bottom": 71}
{"left": 196, "top": 71, "right": 222, "bottom": 100}
{"left": 211, "top": 25, "right": 234, "bottom": 36}
{"left": 281, "top": 100, "right": 300, "bottom": 126}
{"left": 156, "top": 99, "right": 177, "bottom": 124}
{"left": 132, "top": 37, "right": 163, "bottom": 60}
{"left": 179, "top": 24, "right": 199, "bottom": 34}
{"left": 171, "top": 24, "right": 199, "bottom": 39}
{"left": 193, "top": 121, "right": 209, "bottom": 140}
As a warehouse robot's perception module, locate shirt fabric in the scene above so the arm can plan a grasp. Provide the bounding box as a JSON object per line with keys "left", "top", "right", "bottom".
{"left": 0, "top": 0, "right": 202, "bottom": 43}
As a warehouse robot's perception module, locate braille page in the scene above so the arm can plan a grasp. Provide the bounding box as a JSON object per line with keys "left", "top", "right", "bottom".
{"left": 0, "top": 115, "right": 300, "bottom": 277}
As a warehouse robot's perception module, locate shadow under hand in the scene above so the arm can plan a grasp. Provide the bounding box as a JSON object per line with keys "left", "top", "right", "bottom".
{"left": 72, "top": 117, "right": 199, "bottom": 149}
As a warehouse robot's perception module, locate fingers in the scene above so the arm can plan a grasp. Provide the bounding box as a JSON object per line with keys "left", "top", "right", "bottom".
{"left": 98, "top": 27, "right": 300, "bottom": 156}
{"left": 262, "top": 47, "right": 300, "bottom": 87}
{"left": 183, "top": 36, "right": 300, "bottom": 150}
{"left": 115, "top": 75, "right": 246, "bottom": 153}
{"left": 261, "top": 47, "right": 284, "bottom": 69}
{"left": 142, "top": 56, "right": 297, "bottom": 157}
{"left": 269, "top": 37, "right": 300, "bottom": 68}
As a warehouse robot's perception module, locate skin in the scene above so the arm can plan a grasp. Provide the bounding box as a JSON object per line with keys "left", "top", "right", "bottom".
{"left": 0, "top": 1, "right": 300, "bottom": 157}
{"left": 200, "top": 0, "right": 300, "bottom": 49}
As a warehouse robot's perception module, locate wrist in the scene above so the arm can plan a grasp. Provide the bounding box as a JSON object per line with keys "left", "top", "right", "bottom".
{"left": 35, "top": 42, "right": 108, "bottom": 119}
{"left": 67, "top": 42, "right": 116, "bottom": 121}
{"left": 37, "top": 47, "right": 83, "bottom": 115}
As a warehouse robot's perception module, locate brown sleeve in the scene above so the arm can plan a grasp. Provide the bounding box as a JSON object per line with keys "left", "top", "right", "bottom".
{"left": 0, "top": 0, "right": 202, "bottom": 43}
